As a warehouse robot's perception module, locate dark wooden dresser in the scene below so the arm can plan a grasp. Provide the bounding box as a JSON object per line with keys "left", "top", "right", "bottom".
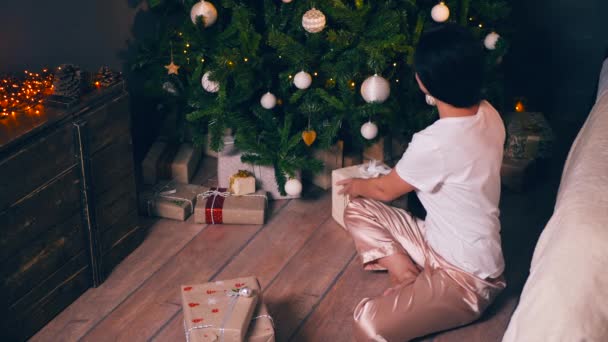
{"left": 0, "top": 82, "right": 145, "bottom": 341}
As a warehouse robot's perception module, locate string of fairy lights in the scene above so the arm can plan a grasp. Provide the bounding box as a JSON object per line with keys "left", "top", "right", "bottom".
{"left": 0, "top": 70, "right": 54, "bottom": 118}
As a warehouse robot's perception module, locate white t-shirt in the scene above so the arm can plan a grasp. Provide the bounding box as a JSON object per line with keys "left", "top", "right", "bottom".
{"left": 395, "top": 100, "right": 505, "bottom": 279}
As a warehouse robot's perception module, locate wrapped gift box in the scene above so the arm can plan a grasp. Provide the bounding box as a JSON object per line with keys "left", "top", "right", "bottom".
{"left": 218, "top": 136, "right": 301, "bottom": 200}
{"left": 138, "top": 182, "right": 204, "bottom": 221}
{"left": 312, "top": 142, "right": 344, "bottom": 190}
{"left": 343, "top": 152, "right": 363, "bottom": 167}
{"left": 172, "top": 143, "right": 203, "bottom": 184}
{"left": 181, "top": 276, "right": 259, "bottom": 342}
{"left": 246, "top": 301, "right": 275, "bottom": 342}
{"left": 230, "top": 170, "right": 256, "bottom": 196}
{"left": 332, "top": 161, "right": 392, "bottom": 228}
{"left": 504, "top": 112, "right": 554, "bottom": 160}
{"left": 194, "top": 188, "right": 267, "bottom": 225}
{"left": 142, "top": 140, "right": 168, "bottom": 185}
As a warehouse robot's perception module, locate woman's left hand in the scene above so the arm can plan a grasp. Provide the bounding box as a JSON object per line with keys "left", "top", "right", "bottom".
{"left": 337, "top": 178, "right": 361, "bottom": 197}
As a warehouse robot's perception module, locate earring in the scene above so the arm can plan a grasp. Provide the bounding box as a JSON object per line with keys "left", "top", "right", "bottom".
{"left": 425, "top": 94, "right": 437, "bottom": 106}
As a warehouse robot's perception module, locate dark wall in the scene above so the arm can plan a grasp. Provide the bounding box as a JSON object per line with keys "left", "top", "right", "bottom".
{"left": 507, "top": 0, "right": 608, "bottom": 132}
{"left": 0, "top": 0, "right": 140, "bottom": 73}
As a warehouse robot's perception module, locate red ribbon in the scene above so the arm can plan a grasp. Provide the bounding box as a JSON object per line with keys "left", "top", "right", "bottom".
{"left": 205, "top": 187, "right": 227, "bottom": 224}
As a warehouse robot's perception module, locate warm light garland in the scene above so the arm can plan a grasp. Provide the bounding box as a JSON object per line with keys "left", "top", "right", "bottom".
{"left": 1, "top": 69, "right": 54, "bottom": 118}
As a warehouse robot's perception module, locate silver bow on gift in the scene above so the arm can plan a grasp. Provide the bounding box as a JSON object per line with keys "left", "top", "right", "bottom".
{"left": 358, "top": 160, "right": 391, "bottom": 178}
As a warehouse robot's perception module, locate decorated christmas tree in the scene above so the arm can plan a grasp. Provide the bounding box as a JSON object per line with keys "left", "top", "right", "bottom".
{"left": 132, "top": 0, "right": 510, "bottom": 195}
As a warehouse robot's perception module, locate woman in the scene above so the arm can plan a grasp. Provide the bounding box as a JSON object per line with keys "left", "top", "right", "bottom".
{"left": 338, "top": 24, "right": 507, "bottom": 341}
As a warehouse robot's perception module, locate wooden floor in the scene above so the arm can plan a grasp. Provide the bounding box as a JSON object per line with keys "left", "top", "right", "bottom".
{"left": 32, "top": 156, "right": 558, "bottom": 342}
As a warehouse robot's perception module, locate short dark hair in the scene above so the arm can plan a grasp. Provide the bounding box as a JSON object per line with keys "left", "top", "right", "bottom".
{"left": 414, "top": 23, "right": 484, "bottom": 108}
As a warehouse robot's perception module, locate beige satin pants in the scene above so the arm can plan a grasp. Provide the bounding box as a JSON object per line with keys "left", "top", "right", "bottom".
{"left": 344, "top": 198, "right": 506, "bottom": 342}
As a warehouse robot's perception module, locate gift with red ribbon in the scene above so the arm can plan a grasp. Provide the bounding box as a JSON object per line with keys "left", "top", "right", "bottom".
{"left": 194, "top": 188, "right": 267, "bottom": 225}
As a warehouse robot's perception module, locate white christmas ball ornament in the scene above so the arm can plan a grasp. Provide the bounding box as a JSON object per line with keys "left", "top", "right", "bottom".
{"left": 360, "top": 75, "right": 390, "bottom": 103}
{"left": 302, "top": 8, "right": 326, "bottom": 33}
{"left": 284, "top": 178, "right": 303, "bottom": 196}
{"left": 282, "top": 0, "right": 293, "bottom": 3}
{"left": 431, "top": 2, "right": 450, "bottom": 23}
{"left": 190, "top": 1, "right": 218, "bottom": 27}
{"left": 293, "top": 71, "right": 312, "bottom": 89}
{"left": 260, "top": 92, "right": 277, "bottom": 109}
{"left": 360, "top": 121, "right": 378, "bottom": 140}
{"left": 201, "top": 71, "right": 220, "bottom": 93}
{"left": 484, "top": 32, "right": 501, "bottom": 50}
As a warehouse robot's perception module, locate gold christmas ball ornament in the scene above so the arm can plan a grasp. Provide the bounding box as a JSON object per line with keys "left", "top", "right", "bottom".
{"left": 190, "top": 1, "right": 218, "bottom": 28}
{"left": 201, "top": 71, "right": 220, "bottom": 93}
{"left": 302, "top": 8, "right": 326, "bottom": 33}
{"left": 325, "top": 78, "right": 336, "bottom": 89}
{"left": 431, "top": 2, "right": 450, "bottom": 23}
{"left": 301, "top": 129, "right": 317, "bottom": 146}
{"left": 360, "top": 74, "right": 390, "bottom": 103}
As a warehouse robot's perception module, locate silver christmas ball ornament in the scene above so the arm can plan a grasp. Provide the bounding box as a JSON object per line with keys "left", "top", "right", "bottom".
{"left": 260, "top": 92, "right": 277, "bottom": 109}
{"left": 431, "top": 2, "right": 450, "bottom": 23}
{"left": 360, "top": 74, "right": 390, "bottom": 103}
{"left": 484, "top": 32, "right": 501, "bottom": 50}
{"left": 190, "top": 1, "right": 218, "bottom": 27}
{"left": 293, "top": 71, "right": 312, "bottom": 90}
{"left": 201, "top": 71, "right": 220, "bottom": 93}
{"left": 284, "top": 178, "right": 303, "bottom": 196}
{"left": 360, "top": 121, "right": 379, "bottom": 140}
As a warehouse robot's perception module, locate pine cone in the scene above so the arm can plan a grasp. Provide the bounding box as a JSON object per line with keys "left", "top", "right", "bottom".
{"left": 52, "top": 64, "right": 82, "bottom": 98}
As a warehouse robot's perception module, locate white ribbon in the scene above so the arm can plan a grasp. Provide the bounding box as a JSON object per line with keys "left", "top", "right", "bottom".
{"left": 358, "top": 159, "right": 391, "bottom": 179}
{"left": 147, "top": 180, "right": 194, "bottom": 216}
{"left": 183, "top": 288, "right": 256, "bottom": 342}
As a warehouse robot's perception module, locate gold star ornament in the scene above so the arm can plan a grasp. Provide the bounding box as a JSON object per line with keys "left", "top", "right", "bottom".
{"left": 165, "top": 61, "right": 180, "bottom": 75}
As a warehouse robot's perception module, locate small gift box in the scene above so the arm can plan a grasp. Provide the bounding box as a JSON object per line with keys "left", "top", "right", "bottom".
{"left": 138, "top": 181, "right": 203, "bottom": 221}
{"left": 501, "top": 157, "right": 536, "bottom": 192}
{"left": 312, "top": 142, "right": 344, "bottom": 190}
{"left": 194, "top": 188, "right": 267, "bottom": 225}
{"left": 172, "top": 143, "right": 203, "bottom": 184}
{"left": 331, "top": 161, "right": 392, "bottom": 228}
{"left": 181, "top": 276, "right": 259, "bottom": 342}
{"left": 246, "top": 301, "right": 275, "bottom": 342}
{"left": 230, "top": 170, "right": 256, "bottom": 196}
{"left": 504, "top": 112, "right": 554, "bottom": 160}
{"left": 218, "top": 136, "right": 301, "bottom": 200}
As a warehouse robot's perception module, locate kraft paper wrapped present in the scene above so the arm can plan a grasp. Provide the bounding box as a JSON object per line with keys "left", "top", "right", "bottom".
{"left": 245, "top": 301, "right": 275, "bottom": 342}
{"left": 504, "top": 111, "right": 554, "bottom": 160}
{"left": 142, "top": 140, "right": 168, "bottom": 185}
{"left": 172, "top": 143, "right": 203, "bottom": 184}
{"left": 332, "top": 161, "right": 392, "bottom": 228}
{"left": 230, "top": 170, "right": 256, "bottom": 196}
{"left": 181, "top": 276, "right": 259, "bottom": 342}
{"left": 312, "top": 142, "right": 344, "bottom": 190}
{"left": 218, "top": 136, "right": 301, "bottom": 200}
{"left": 138, "top": 181, "right": 203, "bottom": 221}
{"left": 194, "top": 188, "right": 267, "bottom": 225}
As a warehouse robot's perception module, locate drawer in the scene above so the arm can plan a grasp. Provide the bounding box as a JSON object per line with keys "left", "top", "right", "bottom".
{"left": 0, "top": 167, "right": 81, "bottom": 262}
{"left": 90, "top": 136, "right": 135, "bottom": 196}
{"left": 95, "top": 171, "right": 137, "bottom": 233}
{"left": 1, "top": 214, "right": 84, "bottom": 308}
{"left": 0, "top": 123, "right": 76, "bottom": 212}
{"left": 3, "top": 251, "right": 91, "bottom": 341}
{"left": 82, "top": 95, "right": 131, "bottom": 154}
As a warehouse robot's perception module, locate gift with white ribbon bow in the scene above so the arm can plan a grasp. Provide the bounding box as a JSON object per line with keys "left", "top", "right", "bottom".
{"left": 194, "top": 188, "right": 267, "bottom": 225}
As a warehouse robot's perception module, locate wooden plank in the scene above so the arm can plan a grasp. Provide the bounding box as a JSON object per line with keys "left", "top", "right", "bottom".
{"left": 100, "top": 209, "right": 140, "bottom": 253}
{"left": 81, "top": 199, "right": 292, "bottom": 341}
{"left": 0, "top": 167, "right": 81, "bottom": 262}
{"left": 150, "top": 193, "right": 334, "bottom": 341}
{"left": 95, "top": 173, "right": 137, "bottom": 233}
{"left": 294, "top": 258, "right": 389, "bottom": 342}
{"left": 101, "top": 223, "right": 147, "bottom": 280}
{"left": 261, "top": 219, "right": 355, "bottom": 341}
{"left": 1, "top": 214, "right": 83, "bottom": 307}
{"left": 29, "top": 218, "right": 206, "bottom": 342}
{"left": 0, "top": 123, "right": 75, "bottom": 212}
{"left": 2, "top": 251, "right": 91, "bottom": 341}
